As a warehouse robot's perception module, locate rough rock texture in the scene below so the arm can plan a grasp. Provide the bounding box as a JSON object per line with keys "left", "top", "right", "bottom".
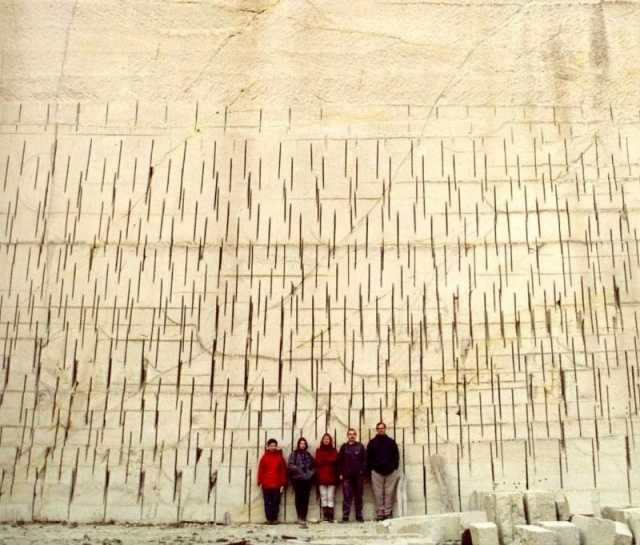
{"left": 2, "top": 0, "right": 640, "bottom": 109}
{"left": 572, "top": 514, "right": 616, "bottom": 545}
{"left": 1, "top": 0, "right": 640, "bottom": 526}
{"left": 524, "top": 491, "right": 556, "bottom": 525}
{"left": 537, "top": 521, "right": 580, "bottom": 545}
{"left": 513, "top": 524, "right": 557, "bottom": 545}
{"left": 469, "top": 522, "right": 500, "bottom": 545}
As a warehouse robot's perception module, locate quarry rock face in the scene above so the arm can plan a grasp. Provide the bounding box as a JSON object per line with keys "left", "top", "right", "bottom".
{"left": 1, "top": 0, "right": 640, "bottom": 525}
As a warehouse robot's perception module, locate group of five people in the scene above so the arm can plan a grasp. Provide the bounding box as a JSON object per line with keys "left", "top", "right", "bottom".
{"left": 256, "top": 422, "right": 400, "bottom": 524}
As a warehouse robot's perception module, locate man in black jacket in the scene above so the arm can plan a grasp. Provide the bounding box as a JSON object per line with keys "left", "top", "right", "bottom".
{"left": 338, "top": 428, "right": 366, "bottom": 522}
{"left": 366, "top": 422, "right": 400, "bottom": 521}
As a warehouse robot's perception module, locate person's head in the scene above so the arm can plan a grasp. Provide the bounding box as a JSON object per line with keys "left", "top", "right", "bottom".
{"left": 347, "top": 428, "right": 357, "bottom": 443}
{"left": 321, "top": 433, "right": 333, "bottom": 447}
{"left": 375, "top": 422, "right": 387, "bottom": 436}
{"left": 296, "top": 437, "right": 308, "bottom": 450}
{"left": 267, "top": 438, "right": 278, "bottom": 451}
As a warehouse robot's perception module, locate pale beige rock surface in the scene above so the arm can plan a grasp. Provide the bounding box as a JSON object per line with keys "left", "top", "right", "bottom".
{"left": 2, "top": 0, "right": 640, "bottom": 108}
{"left": 0, "top": 521, "right": 402, "bottom": 545}
{"left": 2, "top": 0, "right": 640, "bottom": 538}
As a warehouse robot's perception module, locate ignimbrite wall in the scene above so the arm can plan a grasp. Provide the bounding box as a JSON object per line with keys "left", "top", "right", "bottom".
{"left": 2, "top": 0, "right": 640, "bottom": 524}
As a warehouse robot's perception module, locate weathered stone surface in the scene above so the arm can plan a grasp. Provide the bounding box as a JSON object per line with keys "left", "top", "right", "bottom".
{"left": 601, "top": 506, "right": 640, "bottom": 524}
{"left": 524, "top": 491, "right": 556, "bottom": 525}
{"left": 513, "top": 524, "right": 556, "bottom": 545}
{"left": 469, "top": 522, "right": 499, "bottom": 545}
{"left": 2, "top": 0, "right": 640, "bottom": 526}
{"left": 572, "top": 514, "right": 616, "bottom": 545}
{"left": 537, "top": 521, "right": 580, "bottom": 545}
{"left": 380, "top": 512, "right": 486, "bottom": 543}
{"left": 606, "top": 509, "right": 640, "bottom": 545}
{"left": 481, "top": 492, "right": 526, "bottom": 544}
{"left": 562, "top": 491, "right": 601, "bottom": 518}
{"left": 613, "top": 521, "right": 633, "bottom": 545}
{"left": 3, "top": 1, "right": 640, "bottom": 108}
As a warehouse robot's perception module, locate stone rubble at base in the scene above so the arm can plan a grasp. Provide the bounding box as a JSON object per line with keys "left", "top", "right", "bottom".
{"left": 379, "top": 489, "right": 639, "bottom": 545}
{"left": 1, "top": 490, "right": 640, "bottom": 545}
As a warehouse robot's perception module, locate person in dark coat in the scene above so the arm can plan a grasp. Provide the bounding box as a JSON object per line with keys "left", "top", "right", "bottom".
{"left": 315, "top": 433, "right": 339, "bottom": 521}
{"left": 257, "top": 438, "right": 288, "bottom": 524}
{"left": 366, "top": 422, "right": 400, "bottom": 520}
{"left": 287, "top": 437, "right": 316, "bottom": 523}
{"left": 338, "top": 428, "right": 366, "bottom": 522}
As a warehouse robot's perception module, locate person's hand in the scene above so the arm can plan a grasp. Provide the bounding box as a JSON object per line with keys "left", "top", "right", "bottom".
{"left": 279, "top": 486, "right": 284, "bottom": 493}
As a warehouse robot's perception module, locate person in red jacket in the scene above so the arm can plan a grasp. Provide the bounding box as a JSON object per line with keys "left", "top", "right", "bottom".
{"left": 257, "top": 438, "right": 288, "bottom": 524}
{"left": 315, "top": 433, "right": 339, "bottom": 522}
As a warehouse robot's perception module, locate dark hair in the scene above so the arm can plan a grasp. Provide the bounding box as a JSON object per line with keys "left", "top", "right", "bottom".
{"left": 296, "top": 437, "right": 308, "bottom": 450}
{"left": 267, "top": 438, "right": 278, "bottom": 447}
{"left": 320, "top": 433, "right": 333, "bottom": 447}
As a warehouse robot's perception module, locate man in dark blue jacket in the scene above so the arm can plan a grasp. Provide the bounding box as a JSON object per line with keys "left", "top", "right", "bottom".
{"left": 338, "top": 428, "right": 367, "bottom": 522}
{"left": 366, "top": 422, "right": 400, "bottom": 520}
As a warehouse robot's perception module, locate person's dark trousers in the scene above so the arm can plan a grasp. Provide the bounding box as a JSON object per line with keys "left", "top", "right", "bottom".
{"left": 292, "top": 480, "right": 312, "bottom": 520}
{"left": 262, "top": 488, "right": 281, "bottom": 522}
{"left": 341, "top": 474, "right": 364, "bottom": 520}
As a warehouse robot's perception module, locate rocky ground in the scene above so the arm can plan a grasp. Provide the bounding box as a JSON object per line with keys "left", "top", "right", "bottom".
{"left": 0, "top": 521, "right": 425, "bottom": 545}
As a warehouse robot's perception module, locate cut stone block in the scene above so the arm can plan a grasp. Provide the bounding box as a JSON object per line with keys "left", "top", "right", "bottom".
{"left": 481, "top": 492, "right": 526, "bottom": 544}
{"left": 479, "top": 492, "right": 497, "bottom": 523}
{"left": 572, "top": 514, "right": 616, "bottom": 545}
{"left": 524, "top": 490, "right": 557, "bottom": 524}
{"left": 388, "top": 540, "right": 435, "bottom": 545}
{"left": 461, "top": 510, "right": 490, "bottom": 529}
{"left": 597, "top": 508, "right": 640, "bottom": 544}
{"left": 556, "top": 499, "right": 571, "bottom": 521}
{"left": 105, "top": 504, "right": 145, "bottom": 523}
{"left": 379, "top": 513, "right": 460, "bottom": 541}
{"left": 0, "top": 503, "right": 33, "bottom": 522}
{"left": 513, "top": 524, "right": 557, "bottom": 545}
{"left": 601, "top": 506, "right": 623, "bottom": 522}
{"left": 613, "top": 521, "right": 632, "bottom": 545}
{"left": 620, "top": 510, "right": 640, "bottom": 545}
{"left": 2, "top": 484, "right": 35, "bottom": 506}
{"left": 602, "top": 506, "right": 640, "bottom": 524}
{"left": 537, "top": 521, "right": 580, "bottom": 545}
{"left": 67, "top": 502, "right": 107, "bottom": 523}
{"left": 469, "top": 521, "right": 499, "bottom": 545}
{"left": 33, "top": 487, "right": 71, "bottom": 521}
{"left": 380, "top": 512, "right": 486, "bottom": 543}
{"left": 562, "top": 490, "right": 601, "bottom": 517}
